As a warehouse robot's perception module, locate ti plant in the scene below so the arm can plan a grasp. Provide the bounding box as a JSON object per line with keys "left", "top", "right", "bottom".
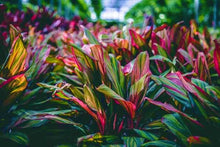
{"left": 0, "top": 8, "right": 220, "bottom": 146}
{"left": 0, "top": 25, "right": 28, "bottom": 145}
{"left": 51, "top": 24, "right": 220, "bottom": 146}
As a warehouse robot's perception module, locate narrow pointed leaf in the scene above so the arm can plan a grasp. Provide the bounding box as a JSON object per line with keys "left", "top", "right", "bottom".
{"left": 90, "top": 45, "right": 105, "bottom": 75}
{"left": 123, "top": 137, "right": 145, "bottom": 147}
{"left": 214, "top": 40, "right": 220, "bottom": 76}
{"left": 142, "top": 140, "right": 176, "bottom": 147}
{"left": 162, "top": 113, "right": 191, "bottom": 146}
{"left": 194, "top": 52, "right": 211, "bottom": 83}
{"left": 158, "top": 75, "right": 190, "bottom": 107}
{"left": 129, "top": 29, "right": 146, "bottom": 50}
{"left": 55, "top": 91, "right": 98, "bottom": 121}
{"left": 122, "top": 59, "right": 135, "bottom": 75}
{"left": 97, "top": 84, "right": 136, "bottom": 119}
{"left": 0, "top": 34, "right": 27, "bottom": 78}
{"left": 105, "top": 54, "right": 125, "bottom": 97}
{"left": 0, "top": 74, "right": 27, "bottom": 110}
{"left": 187, "top": 136, "right": 211, "bottom": 145}
{"left": 146, "top": 98, "right": 202, "bottom": 126}
{"left": 84, "top": 85, "right": 102, "bottom": 113}
{"left": 131, "top": 51, "right": 151, "bottom": 84}
{"left": 133, "top": 129, "right": 158, "bottom": 141}
{"left": 0, "top": 132, "right": 29, "bottom": 145}
{"left": 55, "top": 91, "right": 106, "bottom": 134}
{"left": 82, "top": 26, "right": 99, "bottom": 45}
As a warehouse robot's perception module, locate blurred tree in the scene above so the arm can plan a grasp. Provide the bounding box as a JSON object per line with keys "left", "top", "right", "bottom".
{"left": 125, "top": 0, "right": 219, "bottom": 27}
{"left": 91, "top": 0, "right": 102, "bottom": 19}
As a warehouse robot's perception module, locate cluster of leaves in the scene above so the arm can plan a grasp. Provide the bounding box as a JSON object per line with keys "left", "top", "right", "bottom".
{"left": 51, "top": 21, "right": 220, "bottom": 146}
{"left": 0, "top": 4, "right": 88, "bottom": 45}
{"left": 0, "top": 4, "right": 89, "bottom": 74}
{"left": 0, "top": 8, "right": 220, "bottom": 146}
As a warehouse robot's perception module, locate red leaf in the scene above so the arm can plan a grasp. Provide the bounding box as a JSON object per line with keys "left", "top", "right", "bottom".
{"left": 90, "top": 45, "right": 106, "bottom": 76}
{"left": 194, "top": 52, "right": 211, "bottom": 83}
{"left": 214, "top": 40, "right": 220, "bottom": 76}
{"left": 145, "top": 97, "right": 202, "bottom": 126}
{"left": 154, "top": 24, "right": 168, "bottom": 33}
{"left": 131, "top": 51, "right": 151, "bottom": 84}
{"left": 122, "top": 60, "right": 134, "bottom": 75}
{"left": 0, "top": 74, "right": 25, "bottom": 88}
{"left": 0, "top": 74, "right": 27, "bottom": 110}
{"left": 129, "top": 29, "right": 146, "bottom": 50}
{"left": 187, "top": 136, "right": 211, "bottom": 145}
{"left": 55, "top": 91, "right": 106, "bottom": 134}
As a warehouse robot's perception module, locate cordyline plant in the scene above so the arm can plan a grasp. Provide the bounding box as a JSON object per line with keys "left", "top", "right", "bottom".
{"left": 0, "top": 9, "right": 220, "bottom": 146}
{"left": 0, "top": 25, "right": 86, "bottom": 146}
{"left": 0, "top": 4, "right": 89, "bottom": 66}
{"left": 47, "top": 23, "right": 220, "bottom": 146}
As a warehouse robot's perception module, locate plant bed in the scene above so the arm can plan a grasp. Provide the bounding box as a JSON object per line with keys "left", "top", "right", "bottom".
{"left": 0, "top": 6, "right": 220, "bottom": 147}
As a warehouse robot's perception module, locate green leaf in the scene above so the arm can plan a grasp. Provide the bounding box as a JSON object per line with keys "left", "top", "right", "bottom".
{"left": 141, "top": 140, "right": 176, "bottom": 147}
{"left": 14, "top": 109, "right": 84, "bottom": 133}
{"left": 20, "top": 87, "right": 41, "bottom": 104}
{"left": 150, "top": 55, "right": 174, "bottom": 66}
{"left": 84, "top": 84, "right": 102, "bottom": 112}
{"left": 105, "top": 54, "right": 125, "bottom": 97}
{"left": 129, "top": 74, "right": 150, "bottom": 107}
{"left": 78, "top": 133, "right": 121, "bottom": 146}
{"left": 188, "top": 92, "right": 209, "bottom": 120}
{"left": 55, "top": 91, "right": 106, "bottom": 134}
{"left": 0, "top": 77, "right": 6, "bottom": 84}
{"left": 209, "top": 116, "right": 220, "bottom": 127}
{"left": 157, "top": 45, "right": 169, "bottom": 58}
{"left": 26, "top": 46, "right": 51, "bottom": 79}
{"left": 131, "top": 51, "right": 151, "bottom": 84}
{"left": 162, "top": 113, "right": 191, "bottom": 146}
{"left": 146, "top": 98, "right": 201, "bottom": 126}
{"left": 56, "top": 72, "right": 82, "bottom": 86}
{"left": 130, "top": 51, "right": 151, "bottom": 106}
{"left": 178, "top": 49, "right": 193, "bottom": 65}
{"left": 71, "top": 44, "right": 96, "bottom": 71}
{"left": 102, "top": 145, "right": 124, "bottom": 147}
{"left": 133, "top": 129, "right": 158, "bottom": 141}
{"left": 19, "top": 119, "right": 48, "bottom": 128}
{"left": 97, "top": 84, "right": 136, "bottom": 119}
{"left": 0, "top": 132, "right": 29, "bottom": 145}
{"left": 69, "top": 86, "right": 84, "bottom": 100}
{"left": 123, "top": 137, "right": 145, "bottom": 147}
{"left": 192, "top": 78, "right": 218, "bottom": 101}
{"left": 55, "top": 91, "right": 97, "bottom": 122}
{"left": 82, "top": 26, "right": 99, "bottom": 45}
{"left": 159, "top": 76, "right": 190, "bottom": 107}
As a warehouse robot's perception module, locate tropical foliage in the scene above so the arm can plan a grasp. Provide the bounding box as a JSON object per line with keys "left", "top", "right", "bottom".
{"left": 0, "top": 4, "right": 220, "bottom": 146}
{"left": 125, "top": 0, "right": 219, "bottom": 27}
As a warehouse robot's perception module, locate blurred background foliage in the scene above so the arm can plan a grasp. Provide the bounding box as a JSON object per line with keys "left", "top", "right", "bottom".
{"left": 0, "top": 0, "right": 219, "bottom": 28}
{"left": 0, "top": 0, "right": 220, "bottom": 146}
{"left": 0, "top": 0, "right": 102, "bottom": 20}
{"left": 125, "top": 0, "right": 219, "bottom": 27}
